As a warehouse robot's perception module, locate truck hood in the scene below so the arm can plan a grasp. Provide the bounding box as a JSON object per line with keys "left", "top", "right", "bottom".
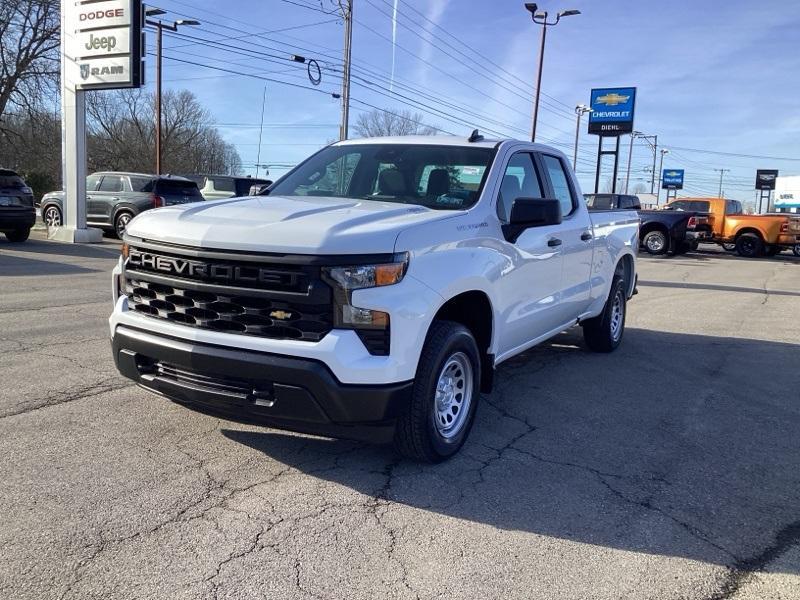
{"left": 125, "top": 194, "right": 457, "bottom": 254}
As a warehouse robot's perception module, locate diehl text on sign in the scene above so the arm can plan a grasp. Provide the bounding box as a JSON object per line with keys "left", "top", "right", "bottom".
{"left": 588, "top": 87, "right": 637, "bottom": 136}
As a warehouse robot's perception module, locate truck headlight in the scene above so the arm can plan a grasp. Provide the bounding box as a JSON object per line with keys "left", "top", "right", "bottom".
{"left": 323, "top": 253, "right": 408, "bottom": 290}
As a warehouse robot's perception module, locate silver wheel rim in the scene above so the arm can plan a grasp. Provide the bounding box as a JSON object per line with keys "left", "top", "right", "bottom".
{"left": 646, "top": 233, "right": 665, "bottom": 252}
{"left": 44, "top": 207, "right": 61, "bottom": 227}
{"left": 434, "top": 352, "right": 473, "bottom": 439}
{"left": 116, "top": 214, "right": 131, "bottom": 236}
{"left": 610, "top": 290, "right": 624, "bottom": 342}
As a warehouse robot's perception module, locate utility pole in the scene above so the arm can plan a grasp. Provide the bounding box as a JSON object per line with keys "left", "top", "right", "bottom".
{"left": 657, "top": 148, "right": 668, "bottom": 205}
{"left": 573, "top": 104, "right": 591, "bottom": 170}
{"left": 255, "top": 85, "right": 267, "bottom": 179}
{"left": 650, "top": 135, "right": 658, "bottom": 194}
{"left": 714, "top": 168, "right": 730, "bottom": 198}
{"left": 624, "top": 131, "right": 641, "bottom": 194}
{"left": 339, "top": 0, "right": 353, "bottom": 141}
{"left": 524, "top": 4, "right": 580, "bottom": 142}
{"left": 146, "top": 12, "right": 200, "bottom": 175}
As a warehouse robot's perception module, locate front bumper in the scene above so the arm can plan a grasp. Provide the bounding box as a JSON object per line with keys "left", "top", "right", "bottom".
{"left": 0, "top": 207, "right": 36, "bottom": 231}
{"left": 111, "top": 325, "right": 412, "bottom": 443}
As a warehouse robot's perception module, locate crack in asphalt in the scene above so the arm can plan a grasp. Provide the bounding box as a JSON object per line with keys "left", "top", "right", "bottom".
{"left": 1, "top": 378, "right": 135, "bottom": 419}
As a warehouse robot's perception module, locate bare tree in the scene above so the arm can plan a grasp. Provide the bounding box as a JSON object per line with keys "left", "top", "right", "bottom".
{"left": 86, "top": 88, "right": 241, "bottom": 175}
{"left": 0, "top": 0, "right": 59, "bottom": 124}
{"left": 352, "top": 108, "right": 438, "bottom": 138}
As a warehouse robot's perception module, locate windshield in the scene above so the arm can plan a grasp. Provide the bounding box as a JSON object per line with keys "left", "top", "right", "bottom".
{"left": 268, "top": 143, "right": 495, "bottom": 210}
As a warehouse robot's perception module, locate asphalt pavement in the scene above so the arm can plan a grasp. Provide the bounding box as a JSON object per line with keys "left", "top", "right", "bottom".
{"left": 1, "top": 232, "right": 799, "bottom": 600}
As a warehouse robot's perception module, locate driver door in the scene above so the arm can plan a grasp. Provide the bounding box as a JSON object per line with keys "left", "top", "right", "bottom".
{"left": 494, "top": 152, "right": 565, "bottom": 357}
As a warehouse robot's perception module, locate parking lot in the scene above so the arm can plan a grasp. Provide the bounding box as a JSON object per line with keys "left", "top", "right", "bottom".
{"left": 1, "top": 232, "right": 799, "bottom": 600}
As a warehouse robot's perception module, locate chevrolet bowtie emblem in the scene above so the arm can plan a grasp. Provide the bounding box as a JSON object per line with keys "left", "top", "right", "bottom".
{"left": 666, "top": 171, "right": 679, "bottom": 177}
{"left": 596, "top": 93, "right": 630, "bottom": 106}
{"left": 269, "top": 310, "right": 293, "bottom": 321}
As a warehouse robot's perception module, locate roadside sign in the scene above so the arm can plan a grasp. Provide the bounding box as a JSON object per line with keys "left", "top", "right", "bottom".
{"left": 64, "top": 0, "right": 144, "bottom": 90}
{"left": 662, "top": 169, "right": 684, "bottom": 190}
{"left": 588, "top": 87, "right": 636, "bottom": 136}
{"left": 755, "top": 169, "right": 778, "bottom": 190}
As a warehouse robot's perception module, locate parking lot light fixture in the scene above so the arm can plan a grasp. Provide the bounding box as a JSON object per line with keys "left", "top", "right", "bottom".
{"left": 524, "top": 4, "right": 581, "bottom": 142}
{"left": 573, "top": 104, "right": 592, "bottom": 170}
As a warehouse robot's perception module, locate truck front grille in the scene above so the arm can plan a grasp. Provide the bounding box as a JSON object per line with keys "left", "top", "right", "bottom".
{"left": 123, "top": 244, "right": 333, "bottom": 342}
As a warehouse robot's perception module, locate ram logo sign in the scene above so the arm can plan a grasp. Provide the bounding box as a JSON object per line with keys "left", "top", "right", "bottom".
{"left": 588, "top": 87, "right": 637, "bottom": 136}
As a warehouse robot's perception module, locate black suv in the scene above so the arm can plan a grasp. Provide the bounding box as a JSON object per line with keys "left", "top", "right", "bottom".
{"left": 0, "top": 169, "right": 36, "bottom": 242}
{"left": 39, "top": 172, "right": 203, "bottom": 237}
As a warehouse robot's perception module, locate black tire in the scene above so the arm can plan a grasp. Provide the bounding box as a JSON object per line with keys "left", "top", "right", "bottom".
{"left": 764, "top": 245, "right": 779, "bottom": 257}
{"left": 42, "top": 205, "right": 62, "bottom": 228}
{"left": 793, "top": 244, "right": 800, "bottom": 257}
{"left": 114, "top": 211, "right": 133, "bottom": 238}
{"left": 735, "top": 233, "right": 764, "bottom": 258}
{"left": 394, "top": 321, "right": 481, "bottom": 463}
{"left": 5, "top": 228, "right": 30, "bottom": 242}
{"left": 642, "top": 230, "right": 668, "bottom": 255}
{"left": 582, "top": 275, "right": 626, "bottom": 353}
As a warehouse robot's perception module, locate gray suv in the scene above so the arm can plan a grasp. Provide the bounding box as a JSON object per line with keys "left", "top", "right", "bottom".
{"left": 40, "top": 172, "right": 203, "bottom": 237}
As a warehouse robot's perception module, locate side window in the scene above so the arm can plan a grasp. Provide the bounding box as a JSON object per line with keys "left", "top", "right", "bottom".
{"left": 98, "top": 175, "right": 123, "bottom": 193}
{"left": 86, "top": 175, "right": 101, "bottom": 191}
{"left": 497, "top": 152, "right": 542, "bottom": 222}
{"left": 541, "top": 155, "right": 576, "bottom": 217}
{"left": 212, "top": 177, "right": 235, "bottom": 193}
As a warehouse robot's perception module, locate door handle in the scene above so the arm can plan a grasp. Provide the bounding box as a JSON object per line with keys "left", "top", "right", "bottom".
{"left": 547, "top": 238, "right": 562, "bottom": 247}
{"left": 581, "top": 231, "right": 593, "bottom": 241}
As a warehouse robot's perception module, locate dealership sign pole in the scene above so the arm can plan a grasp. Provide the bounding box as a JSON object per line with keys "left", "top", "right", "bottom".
{"left": 661, "top": 168, "right": 684, "bottom": 203}
{"left": 57, "top": 0, "right": 143, "bottom": 243}
{"left": 588, "top": 87, "right": 636, "bottom": 194}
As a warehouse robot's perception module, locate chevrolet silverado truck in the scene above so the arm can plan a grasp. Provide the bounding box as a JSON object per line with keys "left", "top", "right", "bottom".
{"left": 665, "top": 198, "right": 800, "bottom": 258}
{"left": 109, "top": 135, "right": 639, "bottom": 462}
{"left": 585, "top": 193, "right": 711, "bottom": 255}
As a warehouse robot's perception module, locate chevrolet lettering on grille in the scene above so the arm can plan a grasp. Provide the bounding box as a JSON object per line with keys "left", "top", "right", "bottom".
{"left": 127, "top": 249, "right": 301, "bottom": 287}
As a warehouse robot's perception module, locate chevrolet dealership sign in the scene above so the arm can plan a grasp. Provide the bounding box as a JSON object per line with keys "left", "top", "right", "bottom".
{"left": 64, "top": 0, "right": 143, "bottom": 90}
{"left": 588, "top": 87, "right": 637, "bottom": 136}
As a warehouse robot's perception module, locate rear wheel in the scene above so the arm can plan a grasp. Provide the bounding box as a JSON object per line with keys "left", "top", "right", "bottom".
{"left": 793, "top": 244, "right": 800, "bottom": 257}
{"left": 43, "top": 205, "right": 62, "bottom": 227}
{"left": 394, "top": 321, "right": 480, "bottom": 462}
{"left": 114, "top": 211, "right": 133, "bottom": 238}
{"left": 4, "top": 228, "right": 30, "bottom": 242}
{"left": 582, "top": 275, "right": 626, "bottom": 353}
{"left": 642, "top": 230, "right": 668, "bottom": 255}
{"left": 735, "top": 233, "right": 764, "bottom": 258}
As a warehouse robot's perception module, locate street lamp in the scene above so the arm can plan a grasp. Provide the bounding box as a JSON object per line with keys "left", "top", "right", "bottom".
{"left": 145, "top": 10, "right": 201, "bottom": 175}
{"left": 573, "top": 104, "right": 591, "bottom": 170}
{"left": 524, "top": 3, "right": 580, "bottom": 142}
{"left": 657, "top": 148, "right": 669, "bottom": 205}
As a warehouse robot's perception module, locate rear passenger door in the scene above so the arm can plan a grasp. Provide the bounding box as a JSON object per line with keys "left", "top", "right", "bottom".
{"left": 538, "top": 153, "right": 594, "bottom": 321}
{"left": 93, "top": 174, "right": 125, "bottom": 224}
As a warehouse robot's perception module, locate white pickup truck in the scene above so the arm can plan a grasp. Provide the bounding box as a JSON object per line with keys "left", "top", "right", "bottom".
{"left": 110, "top": 135, "right": 639, "bottom": 462}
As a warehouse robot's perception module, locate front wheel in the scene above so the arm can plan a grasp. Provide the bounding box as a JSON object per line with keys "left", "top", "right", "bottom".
{"left": 793, "top": 244, "right": 800, "bottom": 257}
{"left": 642, "top": 230, "right": 668, "bottom": 255}
{"left": 394, "top": 321, "right": 481, "bottom": 462}
{"left": 5, "top": 228, "right": 30, "bottom": 242}
{"left": 582, "top": 275, "right": 626, "bottom": 353}
{"left": 114, "top": 211, "right": 133, "bottom": 238}
{"left": 43, "top": 205, "right": 62, "bottom": 228}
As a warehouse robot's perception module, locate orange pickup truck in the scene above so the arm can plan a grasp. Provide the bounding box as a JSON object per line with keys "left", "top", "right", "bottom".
{"left": 665, "top": 197, "right": 800, "bottom": 257}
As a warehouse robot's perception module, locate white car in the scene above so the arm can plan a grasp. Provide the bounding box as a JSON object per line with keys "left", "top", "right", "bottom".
{"left": 187, "top": 174, "right": 272, "bottom": 200}
{"left": 110, "top": 135, "right": 639, "bottom": 462}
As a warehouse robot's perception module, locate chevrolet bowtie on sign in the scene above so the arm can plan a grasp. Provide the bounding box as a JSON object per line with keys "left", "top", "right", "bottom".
{"left": 64, "top": 0, "right": 144, "bottom": 90}
{"left": 588, "top": 87, "right": 637, "bottom": 136}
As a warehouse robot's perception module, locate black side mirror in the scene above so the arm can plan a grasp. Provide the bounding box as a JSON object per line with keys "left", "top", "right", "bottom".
{"left": 502, "top": 197, "right": 562, "bottom": 242}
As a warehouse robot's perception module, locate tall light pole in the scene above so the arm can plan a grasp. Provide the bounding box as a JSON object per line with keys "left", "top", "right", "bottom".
{"left": 657, "top": 148, "right": 669, "bottom": 205}
{"left": 714, "top": 168, "right": 730, "bottom": 198}
{"left": 524, "top": 4, "right": 580, "bottom": 142}
{"left": 573, "top": 104, "right": 591, "bottom": 170}
{"left": 339, "top": 0, "right": 353, "bottom": 140}
{"left": 624, "top": 130, "right": 642, "bottom": 194}
{"left": 146, "top": 11, "right": 200, "bottom": 175}
{"left": 255, "top": 85, "right": 267, "bottom": 179}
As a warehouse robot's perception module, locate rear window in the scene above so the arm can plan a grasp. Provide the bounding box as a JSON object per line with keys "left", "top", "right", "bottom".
{"left": 130, "top": 176, "right": 155, "bottom": 192}
{"left": 155, "top": 179, "right": 202, "bottom": 197}
{"left": 585, "top": 194, "right": 612, "bottom": 209}
{"left": 669, "top": 200, "right": 710, "bottom": 212}
{"left": 211, "top": 177, "right": 235, "bottom": 193}
{"left": 0, "top": 171, "right": 25, "bottom": 189}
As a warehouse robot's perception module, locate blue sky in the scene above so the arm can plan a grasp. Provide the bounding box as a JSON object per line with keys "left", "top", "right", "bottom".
{"left": 144, "top": 0, "right": 800, "bottom": 203}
